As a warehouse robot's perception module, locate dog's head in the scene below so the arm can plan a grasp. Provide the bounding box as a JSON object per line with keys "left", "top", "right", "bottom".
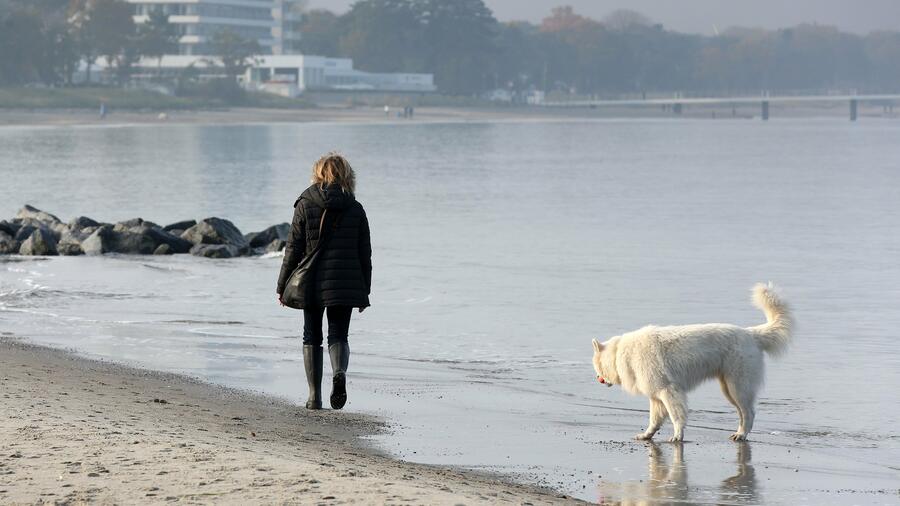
{"left": 592, "top": 338, "right": 614, "bottom": 387}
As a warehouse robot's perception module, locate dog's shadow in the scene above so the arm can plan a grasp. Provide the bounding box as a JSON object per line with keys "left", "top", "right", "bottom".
{"left": 599, "top": 442, "right": 759, "bottom": 505}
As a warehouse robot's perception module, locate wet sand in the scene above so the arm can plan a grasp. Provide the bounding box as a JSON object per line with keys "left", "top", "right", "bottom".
{"left": 0, "top": 338, "right": 577, "bottom": 505}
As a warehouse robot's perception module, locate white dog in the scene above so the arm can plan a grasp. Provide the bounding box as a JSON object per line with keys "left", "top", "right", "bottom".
{"left": 592, "top": 283, "right": 792, "bottom": 442}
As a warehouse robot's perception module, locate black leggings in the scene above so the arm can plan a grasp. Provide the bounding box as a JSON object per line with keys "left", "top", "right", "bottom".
{"left": 302, "top": 306, "right": 352, "bottom": 346}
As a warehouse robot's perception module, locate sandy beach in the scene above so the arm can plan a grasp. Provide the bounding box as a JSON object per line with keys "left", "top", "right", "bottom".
{"left": 0, "top": 338, "right": 577, "bottom": 505}
{"left": 0, "top": 106, "right": 582, "bottom": 128}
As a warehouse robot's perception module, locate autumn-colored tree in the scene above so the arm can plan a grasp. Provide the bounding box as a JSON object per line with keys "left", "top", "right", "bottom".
{"left": 539, "top": 6, "right": 601, "bottom": 34}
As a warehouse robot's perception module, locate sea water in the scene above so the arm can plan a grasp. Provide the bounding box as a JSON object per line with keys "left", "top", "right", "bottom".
{"left": 1, "top": 118, "right": 898, "bottom": 504}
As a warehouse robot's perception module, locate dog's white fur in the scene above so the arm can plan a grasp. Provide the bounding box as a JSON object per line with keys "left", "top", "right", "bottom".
{"left": 592, "top": 283, "right": 791, "bottom": 442}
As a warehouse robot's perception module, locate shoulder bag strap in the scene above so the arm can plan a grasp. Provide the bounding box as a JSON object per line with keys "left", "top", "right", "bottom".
{"left": 315, "top": 209, "right": 344, "bottom": 250}
{"left": 316, "top": 209, "right": 328, "bottom": 245}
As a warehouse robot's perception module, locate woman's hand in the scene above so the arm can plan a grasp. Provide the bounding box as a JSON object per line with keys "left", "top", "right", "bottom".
{"left": 277, "top": 294, "right": 285, "bottom": 306}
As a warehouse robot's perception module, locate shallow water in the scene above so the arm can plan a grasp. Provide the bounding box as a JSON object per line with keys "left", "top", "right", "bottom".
{"left": 1, "top": 119, "right": 899, "bottom": 503}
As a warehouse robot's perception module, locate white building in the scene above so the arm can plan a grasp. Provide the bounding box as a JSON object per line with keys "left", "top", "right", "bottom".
{"left": 85, "top": 54, "right": 436, "bottom": 95}
{"left": 126, "top": 0, "right": 302, "bottom": 55}
{"left": 271, "top": 0, "right": 303, "bottom": 55}
{"left": 245, "top": 55, "right": 436, "bottom": 96}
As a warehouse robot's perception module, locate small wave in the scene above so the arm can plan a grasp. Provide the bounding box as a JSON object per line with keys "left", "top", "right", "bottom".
{"left": 0, "top": 286, "right": 49, "bottom": 305}
{"left": 403, "top": 296, "right": 433, "bottom": 304}
{"left": 186, "top": 327, "right": 275, "bottom": 339}
{"left": 141, "top": 263, "right": 191, "bottom": 273}
{"left": 0, "top": 257, "right": 50, "bottom": 264}
{"left": 164, "top": 319, "right": 245, "bottom": 326}
{"left": 0, "top": 306, "right": 60, "bottom": 318}
{"left": 399, "top": 356, "right": 505, "bottom": 365}
{"left": 38, "top": 289, "right": 148, "bottom": 300}
{"left": 259, "top": 250, "right": 285, "bottom": 259}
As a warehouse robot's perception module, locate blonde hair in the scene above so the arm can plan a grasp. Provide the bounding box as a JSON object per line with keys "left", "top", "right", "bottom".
{"left": 311, "top": 152, "right": 356, "bottom": 193}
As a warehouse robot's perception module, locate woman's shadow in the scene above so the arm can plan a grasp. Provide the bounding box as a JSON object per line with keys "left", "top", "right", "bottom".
{"left": 599, "top": 442, "right": 759, "bottom": 505}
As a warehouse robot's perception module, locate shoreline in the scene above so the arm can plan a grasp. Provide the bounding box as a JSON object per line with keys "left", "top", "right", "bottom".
{"left": 1, "top": 104, "right": 897, "bottom": 128}
{"left": 0, "top": 337, "right": 578, "bottom": 504}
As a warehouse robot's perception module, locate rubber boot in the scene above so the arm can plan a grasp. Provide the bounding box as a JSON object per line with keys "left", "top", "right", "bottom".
{"left": 328, "top": 342, "right": 350, "bottom": 409}
{"left": 303, "top": 345, "right": 323, "bottom": 410}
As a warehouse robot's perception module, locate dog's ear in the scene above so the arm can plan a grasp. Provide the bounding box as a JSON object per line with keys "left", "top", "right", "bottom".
{"left": 592, "top": 338, "right": 603, "bottom": 353}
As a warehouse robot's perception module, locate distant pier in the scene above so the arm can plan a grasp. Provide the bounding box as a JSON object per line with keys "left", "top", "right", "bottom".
{"left": 541, "top": 94, "right": 900, "bottom": 121}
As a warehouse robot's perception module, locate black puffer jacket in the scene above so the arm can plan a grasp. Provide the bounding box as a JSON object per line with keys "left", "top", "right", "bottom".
{"left": 276, "top": 184, "right": 372, "bottom": 308}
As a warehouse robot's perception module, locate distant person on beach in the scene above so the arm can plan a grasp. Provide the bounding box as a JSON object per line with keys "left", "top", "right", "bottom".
{"left": 277, "top": 153, "right": 372, "bottom": 410}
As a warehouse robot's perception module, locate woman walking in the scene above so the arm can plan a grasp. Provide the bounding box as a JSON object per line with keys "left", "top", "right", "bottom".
{"left": 277, "top": 153, "right": 372, "bottom": 410}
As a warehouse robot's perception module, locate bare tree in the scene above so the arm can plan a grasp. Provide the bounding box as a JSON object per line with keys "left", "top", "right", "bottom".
{"left": 603, "top": 9, "right": 652, "bottom": 31}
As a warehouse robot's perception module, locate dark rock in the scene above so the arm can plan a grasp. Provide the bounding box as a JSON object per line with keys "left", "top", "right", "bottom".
{"left": 51, "top": 223, "right": 69, "bottom": 235}
{"left": 81, "top": 225, "right": 115, "bottom": 256}
{"left": 166, "top": 229, "right": 184, "bottom": 237}
{"left": 109, "top": 229, "right": 158, "bottom": 254}
{"left": 116, "top": 218, "right": 147, "bottom": 229}
{"left": 153, "top": 244, "right": 172, "bottom": 255}
{"left": 189, "top": 243, "right": 240, "bottom": 259}
{"left": 15, "top": 225, "right": 37, "bottom": 242}
{"left": 19, "top": 228, "right": 58, "bottom": 256}
{"left": 57, "top": 241, "right": 84, "bottom": 256}
{"left": 181, "top": 218, "right": 248, "bottom": 249}
{"left": 265, "top": 239, "right": 286, "bottom": 253}
{"left": 246, "top": 223, "right": 290, "bottom": 248}
{"left": 163, "top": 220, "right": 196, "bottom": 232}
{"left": 0, "top": 231, "right": 19, "bottom": 254}
{"left": 16, "top": 205, "right": 61, "bottom": 225}
{"left": 142, "top": 227, "right": 192, "bottom": 254}
{"left": 0, "top": 220, "right": 19, "bottom": 237}
{"left": 17, "top": 218, "right": 66, "bottom": 241}
{"left": 61, "top": 227, "right": 93, "bottom": 244}
{"left": 14, "top": 221, "right": 60, "bottom": 244}
{"left": 82, "top": 225, "right": 155, "bottom": 255}
{"left": 82, "top": 224, "right": 191, "bottom": 256}
{"left": 68, "top": 216, "right": 100, "bottom": 229}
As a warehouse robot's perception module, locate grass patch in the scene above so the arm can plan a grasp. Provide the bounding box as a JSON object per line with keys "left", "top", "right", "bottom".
{"left": 0, "top": 87, "right": 314, "bottom": 110}
{"left": 240, "top": 91, "right": 315, "bottom": 109}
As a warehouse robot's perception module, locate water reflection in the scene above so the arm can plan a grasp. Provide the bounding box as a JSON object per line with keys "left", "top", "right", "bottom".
{"left": 719, "top": 443, "right": 759, "bottom": 505}
{"left": 599, "top": 442, "right": 759, "bottom": 505}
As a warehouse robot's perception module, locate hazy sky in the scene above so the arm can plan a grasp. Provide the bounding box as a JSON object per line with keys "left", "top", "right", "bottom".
{"left": 305, "top": 0, "right": 900, "bottom": 35}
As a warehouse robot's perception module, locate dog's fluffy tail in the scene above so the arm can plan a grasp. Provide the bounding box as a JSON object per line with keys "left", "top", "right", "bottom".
{"left": 750, "top": 282, "right": 792, "bottom": 357}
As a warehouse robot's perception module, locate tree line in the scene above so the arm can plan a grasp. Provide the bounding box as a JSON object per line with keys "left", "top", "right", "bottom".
{"left": 0, "top": 0, "right": 259, "bottom": 87}
{"left": 300, "top": 2, "right": 900, "bottom": 96}
{"left": 3, "top": 0, "right": 899, "bottom": 96}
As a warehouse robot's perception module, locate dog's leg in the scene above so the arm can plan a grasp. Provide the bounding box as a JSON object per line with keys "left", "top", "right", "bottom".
{"left": 636, "top": 398, "right": 667, "bottom": 440}
{"left": 726, "top": 362, "right": 761, "bottom": 442}
{"left": 728, "top": 382, "right": 757, "bottom": 441}
{"left": 719, "top": 376, "right": 745, "bottom": 438}
{"left": 659, "top": 388, "right": 688, "bottom": 442}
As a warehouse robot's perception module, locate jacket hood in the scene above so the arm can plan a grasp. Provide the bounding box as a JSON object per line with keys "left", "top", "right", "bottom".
{"left": 298, "top": 184, "right": 356, "bottom": 210}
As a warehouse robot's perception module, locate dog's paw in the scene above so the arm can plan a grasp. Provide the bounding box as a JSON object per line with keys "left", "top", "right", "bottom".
{"left": 729, "top": 433, "right": 748, "bottom": 442}
{"left": 634, "top": 433, "right": 654, "bottom": 441}
{"left": 669, "top": 434, "right": 684, "bottom": 443}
